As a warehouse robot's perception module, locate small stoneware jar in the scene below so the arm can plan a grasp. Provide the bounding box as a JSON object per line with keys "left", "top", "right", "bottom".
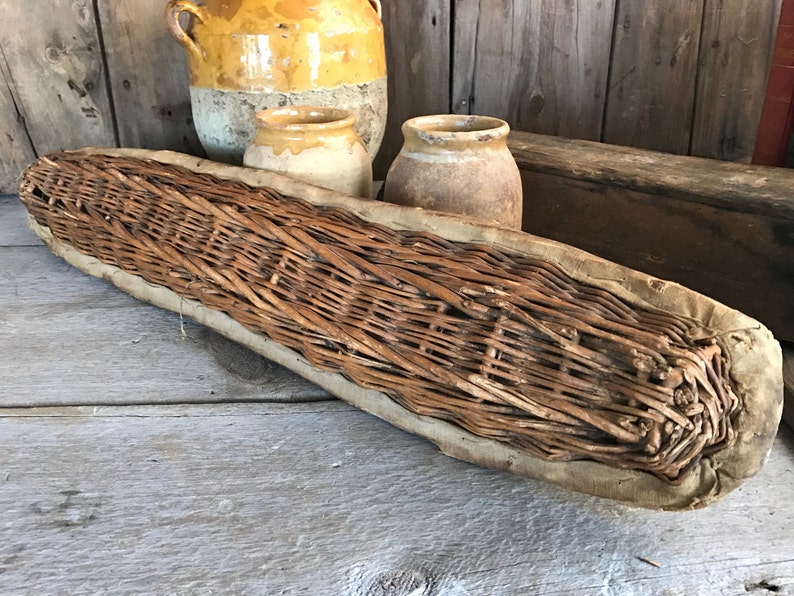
{"left": 383, "top": 115, "right": 523, "bottom": 229}
{"left": 243, "top": 106, "right": 372, "bottom": 198}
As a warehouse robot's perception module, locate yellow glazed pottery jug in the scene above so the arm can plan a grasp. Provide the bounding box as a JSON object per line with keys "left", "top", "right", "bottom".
{"left": 165, "top": 0, "right": 387, "bottom": 164}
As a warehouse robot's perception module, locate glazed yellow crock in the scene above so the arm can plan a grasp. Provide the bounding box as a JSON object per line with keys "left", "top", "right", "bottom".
{"left": 165, "top": 0, "right": 387, "bottom": 164}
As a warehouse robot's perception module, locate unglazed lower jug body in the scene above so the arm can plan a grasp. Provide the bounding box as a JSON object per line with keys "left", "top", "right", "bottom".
{"left": 384, "top": 115, "right": 523, "bottom": 229}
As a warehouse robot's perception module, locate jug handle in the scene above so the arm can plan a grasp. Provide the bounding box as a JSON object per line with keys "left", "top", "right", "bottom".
{"left": 164, "top": 0, "right": 208, "bottom": 60}
{"left": 369, "top": 0, "right": 382, "bottom": 19}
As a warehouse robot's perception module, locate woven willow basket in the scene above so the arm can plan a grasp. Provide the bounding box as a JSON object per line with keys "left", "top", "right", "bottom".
{"left": 18, "top": 148, "right": 783, "bottom": 510}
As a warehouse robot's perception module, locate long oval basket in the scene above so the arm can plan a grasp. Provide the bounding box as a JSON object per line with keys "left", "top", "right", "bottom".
{"left": 18, "top": 148, "right": 783, "bottom": 510}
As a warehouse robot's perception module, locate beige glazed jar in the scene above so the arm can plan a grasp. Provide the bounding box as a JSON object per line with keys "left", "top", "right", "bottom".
{"left": 383, "top": 115, "right": 523, "bottom": 229}
{"left": 243, "top": 106, "right": 372, "bottom": 198}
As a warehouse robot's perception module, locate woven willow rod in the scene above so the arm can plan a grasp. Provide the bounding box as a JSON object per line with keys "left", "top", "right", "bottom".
{"left": 18, "top": 151, "right": 748, "bottom": 486}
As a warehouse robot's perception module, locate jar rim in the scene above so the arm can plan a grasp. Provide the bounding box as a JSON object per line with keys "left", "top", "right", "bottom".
{"left": 255, "top": 106, "right": 355, "bottom": 131}
{"left": 402, "top": 114, "right": 510, "bottom": 143}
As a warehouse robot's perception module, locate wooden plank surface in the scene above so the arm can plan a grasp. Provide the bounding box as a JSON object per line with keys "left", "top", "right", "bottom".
{"left": 452, "top": 0, "right": 616, "bottom": 141}
{"left": 509, "top": 132, "right": 794, "bottom": 342}
{"left": 0, "top": 57, "right": 35, "bottom": 194}
{"left": 373, "top": 0, "right": 451, "bottom": 178}
{"left": 0, "top": 196, "right": 41, "bottom": 247}
{"left": 0, "top": 0, "right": 117, "bottom": 154}
{"left": 784, "top": 343, "right": 794, "bottom": 429}
{"left": 0, "top": 198, "right": 329, "bottom": 407}
{"left": 3, "top": 191, "right": 794, "bottom": 592}
{"left": 0, "top": 403, "right": 792, "bottom": 594}
{"left": 690, "top": 0, "right": 783, "bottom": 162}
{"left": 603, "top": 0, "right": 704, "bottom": 154}
{"left": 509, "top": 131, "right": 794, "bottom": 219}
{"left": 96, "top": 0, "right": 204, "bottom": 155}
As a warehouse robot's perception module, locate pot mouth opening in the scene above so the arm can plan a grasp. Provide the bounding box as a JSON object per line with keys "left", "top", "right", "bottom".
{"left": 255, "top": 106, "right": 355, "bottom": 131}
{"left": 403, "top": 115, "right": 509, "bottom": 141}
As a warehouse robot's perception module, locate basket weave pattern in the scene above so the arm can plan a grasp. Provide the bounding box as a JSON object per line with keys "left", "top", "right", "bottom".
{"left": 19, "top": 152, "right": 741, "bottom": 483}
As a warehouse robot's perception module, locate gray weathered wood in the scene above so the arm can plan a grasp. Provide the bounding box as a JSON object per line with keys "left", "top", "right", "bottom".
{"left": 509, "top": 131, "right": 794, "bottom": 218}
{"left": 509, "top": 131, "right": 794, "bottom": 342}
{"left": 0, "top": 195, "right": 41, "bottom": 247}
{"left": 603, "top": 0, "right": 704, "bottom": 154}
{"left": 0, "top": 243, "right": 330, "bottom": 407}
{"left": 0, "top": 0, "right": 117, "bottom": 154}
{"left": 690, "top": 0, "right": 783, "bottom": 162}
{"left": 0, "top": 54, "right": 35, "bottom": 194}
{"left": 373, "top": 0, "right": 451, "bottom": 178}
{"left": 3, "top": 172, "right": 793, "bottom": 592}
{"left": 784, "top": 343, "right": 793, "bottom": 430}
{"left": 0, "top": 402, "right": 792, "bottom": 593}
{"left": 96, "top": 0, "right": 204, "bottom": 155}
{"left": 453, "top": 0, "right": 616, "bottom": 141}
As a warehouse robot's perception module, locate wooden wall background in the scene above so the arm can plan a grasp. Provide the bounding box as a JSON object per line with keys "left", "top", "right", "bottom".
{"left": 0, "top": 0, "right": 783, "bottom": 193}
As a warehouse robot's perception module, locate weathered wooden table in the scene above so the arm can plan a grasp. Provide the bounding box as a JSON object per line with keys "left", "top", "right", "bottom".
{"left": 2, "top": 195, "right": 793, "bottom": 595}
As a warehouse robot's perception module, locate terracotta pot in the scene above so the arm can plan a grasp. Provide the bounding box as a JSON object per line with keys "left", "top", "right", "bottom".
{"left": 243, "top": 106, "right": 372, "bottom": 198}
{"left": 383, "top": 115, "right": 523, "bottom": 229}
{"left": 165, "top": 0, "right": 387, "bottom": 164}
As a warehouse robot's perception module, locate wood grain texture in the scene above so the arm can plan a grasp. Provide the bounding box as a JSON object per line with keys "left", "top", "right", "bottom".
{"left": 784, "top": 343, "right": 793, "bottom": 430}
{"left": 453, "top": 0, "right": 616, "bottom": 141}
{"left": 373, "top": 0, "right": 450, "bottom": 179}
{"left": 0, "top": 403, "right": 792, "bottom": 594}
{"left": 518, "top": 170, "right": 794, "bottom": 342}
{"left": 509, "top": 131, "right": 794, "bottom": 219}
{"left": 690, "top": 0, "right": 783, "bottom": 162}
{"left": 0, "top": 195, "right": 42, "bottom": 247}
{"left": 96, "top": 0, "right": 204, "bottom": 155}
{"left": 604, "top": 0, "right": 704, "bottom": 154}
{"left": 0, "top": 241, "right": 330, "bottom": 407}
{"left": 0, "top": 57, "right": 35, "bottom": 194}
{"left": 509, "top": 132, "right": 794, "bottom": 342}
{"left": 0, "top": 0, "right": 117, "bottom": 154}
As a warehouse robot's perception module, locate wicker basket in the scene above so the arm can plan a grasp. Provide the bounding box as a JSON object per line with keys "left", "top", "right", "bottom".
{"left": 18, "top": 148, "right": 783, "bottom": 510}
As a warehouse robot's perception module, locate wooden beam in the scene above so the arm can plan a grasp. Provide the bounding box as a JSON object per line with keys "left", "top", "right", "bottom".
{"left": 603, "top": 0, "right": 704, "bottom": 154}
{"left": 452, "top": 0, "right": 616, "bottom": 141}
{"left": 510, "top": 131, "right": 794, "bottom": 341}
{"left": 1, "top": 402, "right": 792, "bottom": 592}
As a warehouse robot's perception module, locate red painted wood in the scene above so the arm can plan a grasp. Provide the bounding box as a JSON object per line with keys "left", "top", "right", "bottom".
{"left": 754, "top": 0, "right": 794, "bottom": 166}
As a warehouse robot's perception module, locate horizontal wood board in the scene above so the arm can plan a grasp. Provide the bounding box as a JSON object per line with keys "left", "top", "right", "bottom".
{"left": 510, "top": 132, "right": 794, "bottom": 342}
{"left": 0, "top": 403, "right": 792, "bottom": 594}
{"left": 2, "top": 188, "right": 793, "bottom": 592}
{"left": 0, "top": 198, "right": 329, "bottom": 407}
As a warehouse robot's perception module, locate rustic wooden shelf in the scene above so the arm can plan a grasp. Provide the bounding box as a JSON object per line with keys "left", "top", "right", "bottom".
{"left": 1, "top": 195, "right": 792, "bottom": 594}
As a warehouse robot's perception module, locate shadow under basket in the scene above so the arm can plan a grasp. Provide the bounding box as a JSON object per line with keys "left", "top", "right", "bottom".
{"left": 17, "top": 148, "right": 783, "bottom": 510}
